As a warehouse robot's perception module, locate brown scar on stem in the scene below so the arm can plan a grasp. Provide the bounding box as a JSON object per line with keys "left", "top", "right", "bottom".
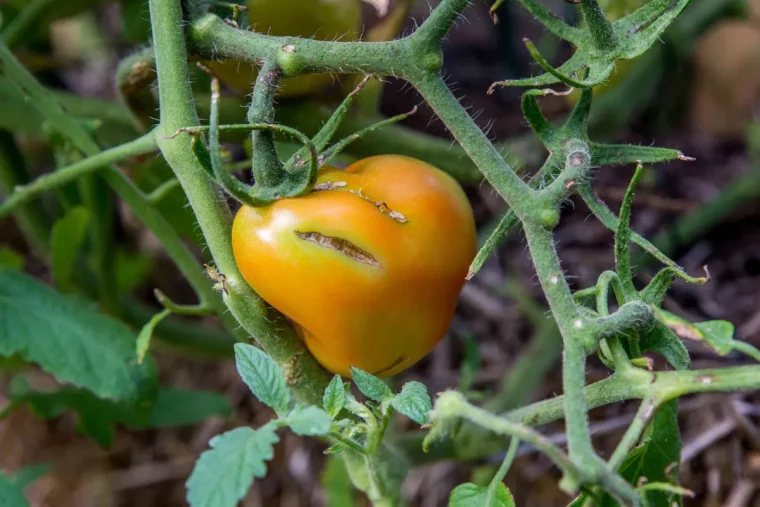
{"left": 373, "top": 355, "right": 408, "bottom": 376}
{"left": 295, "top": 231, "right": 381, "bottom": 267}
{"left": 313, "top": 182, "right": 408, "bottom": 224}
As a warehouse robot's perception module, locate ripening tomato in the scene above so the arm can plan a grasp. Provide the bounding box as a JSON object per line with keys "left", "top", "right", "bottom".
{"left": 210, "top": 0, "right": 362, "bottom": 97}
{"left": 232, "top": 155, "right": 477, "bottom": 377}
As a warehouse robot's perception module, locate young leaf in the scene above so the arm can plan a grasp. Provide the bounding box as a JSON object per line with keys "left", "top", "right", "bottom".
{"left": 286, "top": 405, "right": 332, "bottom": 436}
{"left": 49, "top": 206, "right": 89, "bottom": 291}
{"left": 234, "top": 343, "right": 290, "bottom": 414}
{"left": 392, "top": 381, "right": 432, "bottom": 425}
{"left": 186, "top": 425, "right": 279, "bottom": 507}
{"left": 0, "top": 269, "right": 157, "bottom": 403}
{"left": 448, "top": 482, "right": 515, "bottom": 507}
{"left": 135, "top": 309, "right": 170, "bottom": 364}
{"left": 320, "top": 455, "right": 355, "bottom": 507}
{"left": 572, "top": 400, "right": 683, "bottom": 507}
{"left": 603, "top": 400, "right": 682, "bottom": 506}
{"left": 0, "top": 472, "right": 27, "bottom": 507}
{"left": 639, "top": 321, "right": 690, "bottom": 370}
{"left": 350, "top": 367, "right": 393, "bottom": 403}
{"left": 323, "top": 375, "right": 346, "bottom": 419}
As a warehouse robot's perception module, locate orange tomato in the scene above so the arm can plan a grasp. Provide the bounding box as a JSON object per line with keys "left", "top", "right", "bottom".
{"left": 232, "top": 155, "right": 476, "bottom": 377}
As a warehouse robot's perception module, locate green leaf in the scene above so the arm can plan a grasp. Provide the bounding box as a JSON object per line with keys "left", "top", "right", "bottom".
{"left": 0, "top": 472, "right": 27, "bottom": 507}
{"left": 233, "top": 344, "right": 290, "bottom": 414}
{"left": 7, "top": 378, "right": 143, "bottom": 446}
{"left": 114, "top": 249, "right": 154, "bottom": 295}
{"left": 448, "top": 482, "right": 515, "bottom": 507}
{"left": 640, "top": 321, "right": 690, "bottom": 370}
{"left": 654, "top": 309, "right": 735, "bottom": 356}
{"left": 147, "top": 387, "right": 232, "bottom": 428}
{"left": 604, "top": 400, "right": 682, "bottom": 507}
{"left": 135, "top": 309, "right": 170, "bottom": 364}
{"left": 0, "top": 247, "right": 23, "bottom": 269}
{"left": 186, "top": 425, "right": 279, "bottom": 507}
{"left": 49, "top": 206, "right": 89, "bottom": 291}
{"left": 10, "top": 464, "right": 50, "bottom": 490}
{"left": 285, "top": 405, "right": 332, "bottom": 436}
{"left": 0, "top": 269, "right": 157, "bottom": 403}
{"left": 320, "top": 455, "right": 355, "bottom": 507}
{"left": 350, "top": 367, "right": 393, "bottom": 403}
{"left": 6, "top": 381, "right": 228, "bottom": 446}
{"left": 392, "top": 381, "right": 432, "bottom": 425}
{"left": 323, "top": 375, "right": 346, "bottom": 419}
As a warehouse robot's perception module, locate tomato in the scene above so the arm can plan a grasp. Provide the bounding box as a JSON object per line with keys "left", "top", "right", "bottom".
{"left": 210, "top": 0, "right": 362, "bottom": 97}
{"left": 232, "top": 155, "right": 477, "bottom": 377}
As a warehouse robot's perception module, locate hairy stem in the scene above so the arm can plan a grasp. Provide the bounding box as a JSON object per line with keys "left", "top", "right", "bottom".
{"left": 149, "top": 0, "right": 328, "bottom": 405}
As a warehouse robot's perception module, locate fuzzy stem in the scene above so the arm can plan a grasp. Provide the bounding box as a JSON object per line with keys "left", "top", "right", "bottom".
{"left": 149, "top": 0, "right": 328, "bottom": 405}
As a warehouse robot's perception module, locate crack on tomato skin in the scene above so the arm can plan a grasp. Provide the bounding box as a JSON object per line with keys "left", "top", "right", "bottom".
{"left": 313, "top": 182, "right": 408, "bottom": 224}
{"left": 373, "top": 355, "right": 408, "bottom": 376}
{"left": 295, "top": 231, "right": 381, "bottom": 267}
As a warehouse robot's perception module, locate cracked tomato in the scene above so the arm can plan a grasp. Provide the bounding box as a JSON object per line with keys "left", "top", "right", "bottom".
{"left": 232, "top": 155, "right": 476, "bottom": 377}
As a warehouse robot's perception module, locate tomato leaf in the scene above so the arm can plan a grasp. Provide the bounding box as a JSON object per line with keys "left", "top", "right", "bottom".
{"left": 323, "top": 375, "right": 346, "bottom": 419}
{"left": 147, "top": 387, "right": 232, "bottom": 428}
{"left": 135, "top": 309, "right": 170, "bottom": 364}
{"left": 5, "top": 379, "right": 230, "bottom": 446}
{"left": 285, "top": 405, "right": 332, "bottom": 436}
{"left": 639, "top": 321, "right": 690, "bottom": 370}
{"left": 0, "top": 472, "right": 27, "bottom": 507}
{"left": 392, "top": 381, "right": 431, "bottom": 425}
{"left": 573, "top": 400, "right": 683, "bottom": 507}
{"left": 655, "top": 308, "right": 735, "bottom": 356}
{"left": 49, "top": 206, "right": 89, "bottom": 291}
{"left": 9, "top": 464, "right": 50, "bottom": 490}
{"left": 234, "top": 344, "right": 290, "bottom": 414}
{"left": 0, "top": 247, "right": 23, "bottom": 270}
{"left": 350, "top": 367, "right": 393, "bottom": 403}
{"left": 448, "top": 482, "right": 515, "bottom": 507}
{"left": 186, "top": 425, "right": 279, "bottom": 507}
{"left": 0, "top": 269, "right": 157, "bottom": 403}
{"left": 320, "top": 455, "right": 355, "bottom": 507}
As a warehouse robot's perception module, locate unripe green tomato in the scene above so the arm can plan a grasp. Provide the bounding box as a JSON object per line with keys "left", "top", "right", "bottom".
{"left": 209, "top": 0, "right": 362, "bottom": 97}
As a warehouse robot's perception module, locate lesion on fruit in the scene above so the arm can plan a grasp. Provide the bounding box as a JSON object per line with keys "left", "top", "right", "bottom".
{"left": 373, "top": 354, "right": 408, "bottom": 376}
{"left": 295, "top": 231, "right": 381, "bottom": 267}
{"left": 313, "top": 181, "right": 409, "bottom": 224}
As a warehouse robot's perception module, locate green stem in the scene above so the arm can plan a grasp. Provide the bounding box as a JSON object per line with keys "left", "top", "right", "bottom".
{"left": 0, "top": 131, "right": 50, "bottom": 257}
{"left": 490, "top": 437, "right": 520, "bottom": 489}
{"left": 608, "top": 396, "right": 655, "bottom": 469}
{"left": 149, "top": 0, "right": 328, "bottom": 405}
{"left": 0, "top": 132, "right": 158, "bottom": 218}
{"left": 247, "top": 59, "right": 283, "bottom": 187}
{"left": 579, "top": 0, "right": 618, "bottom": 51}
{"left": 439, "top": 392, "right": 583, "bottom": 484}
{"left": 412, "top": 74, "right": 535, "bottom": 218}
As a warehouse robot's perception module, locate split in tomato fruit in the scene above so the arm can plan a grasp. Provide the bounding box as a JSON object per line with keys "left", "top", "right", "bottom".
{"left": 232, "top": 155, "right": 477, "bottom": 377}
